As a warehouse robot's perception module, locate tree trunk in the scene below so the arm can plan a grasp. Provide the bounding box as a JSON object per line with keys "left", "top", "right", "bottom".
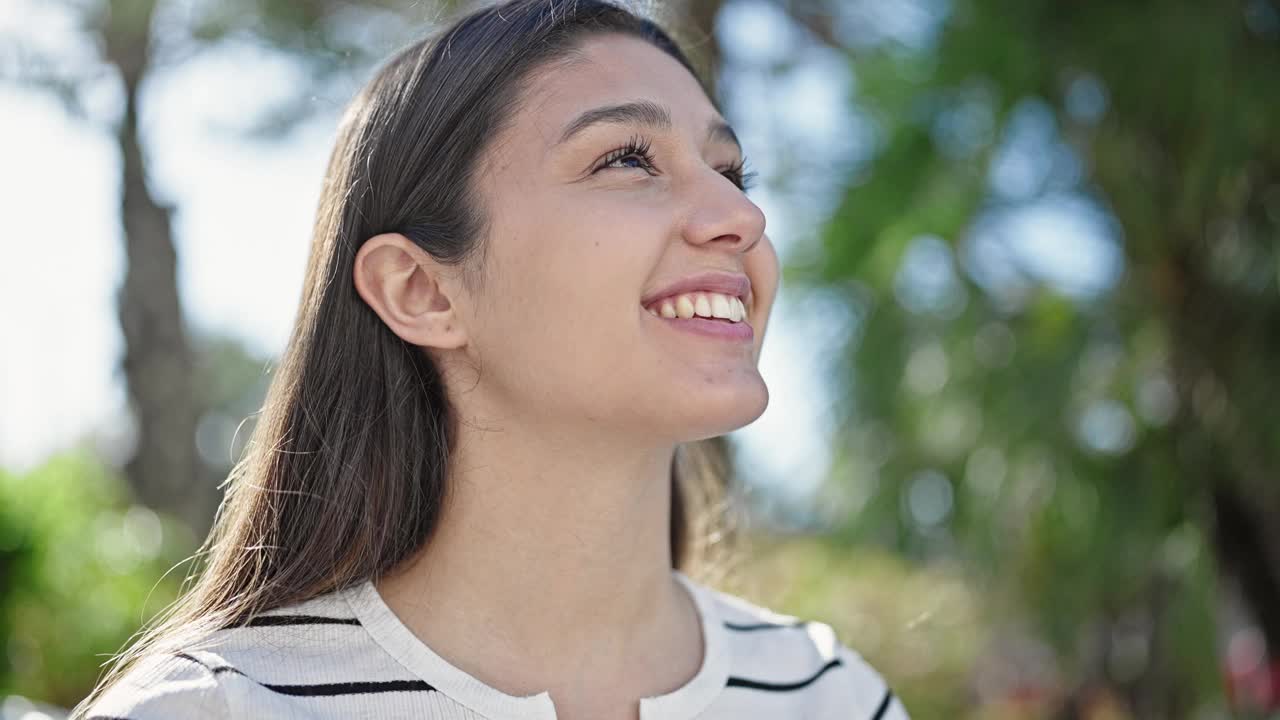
{"left": 1158, "top": 239, "right": 1280, "bottom": 652}
{"left": 101, "top": 0, "right": 211, "bottom": 533}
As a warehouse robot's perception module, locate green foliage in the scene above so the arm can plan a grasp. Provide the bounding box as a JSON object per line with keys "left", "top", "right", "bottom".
{"left": 0, "top": 451, "right": 196, "bottom": 708}
{"left": 787, "top": 0, "right": 1280, "bottom": 715}
{"left": 740, "top": 533, "right": 987, "bottom": 718}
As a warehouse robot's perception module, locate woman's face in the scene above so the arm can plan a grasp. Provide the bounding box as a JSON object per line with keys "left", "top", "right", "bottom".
{"left": 458, "top": 32, "right": 779, "bottom": 444}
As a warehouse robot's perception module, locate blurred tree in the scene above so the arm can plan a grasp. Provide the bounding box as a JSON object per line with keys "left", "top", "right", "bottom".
{"left": 105, "top": 0, "right": 201, "bottom": 534}
{"left": 735, "top": 530, "right": 989, "bottom": 718}
{"left": 0, "top": 452, "right": 195, "bottom": 707}
{"left": 188, "top": 332, "right": 275, "bottom": 475}
{"left": 781, "top": 0, "right": 1279, "bottom": 716}
{"left": 0, "top": 0, "right": 448, "bottom": 532}
{"left": 679, "top": 0, "right": 725, "bottom": 97}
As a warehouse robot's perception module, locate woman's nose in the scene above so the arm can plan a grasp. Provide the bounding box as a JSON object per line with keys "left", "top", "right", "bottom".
{"left": 680, "top": 168, "right": 766, "bottom": 254}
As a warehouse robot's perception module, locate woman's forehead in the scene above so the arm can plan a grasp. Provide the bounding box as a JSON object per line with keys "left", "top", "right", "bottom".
{"left": 519, "top": 35, "right": 716, "bottom": 142}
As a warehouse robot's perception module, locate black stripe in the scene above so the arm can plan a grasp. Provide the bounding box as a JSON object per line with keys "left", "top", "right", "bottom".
{"left": 175, "top": 652, "right": 245, "bottom": 678}
{"left": 260, "top": 679, "right": 436, "bottom": 697}
{"left": 245, "top": 614, "right": 361, "bottom": 627}
{"left": 726, "top": 657, "right": 843, "bottom": 692}
{"left": 87, "top": 716, "right": 133, "bottom": 720}
{"left": 175, "top": 651, "right": 221, "bottom": 671}
{"left": 723, "top": 619, "right": 809, "bottom": 631}
{"left": 870, "top": 688, "right": 895, "bottom": 720}
{"left": 174, "top": 651, "right": 435, "bottom": 697}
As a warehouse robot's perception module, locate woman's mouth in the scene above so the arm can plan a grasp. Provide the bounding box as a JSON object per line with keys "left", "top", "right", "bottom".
{"left": 643, "top": 291, "right": 753, "bottom": 342}
{"left": 643, "top": 291, "right": 747, "bottom": 324}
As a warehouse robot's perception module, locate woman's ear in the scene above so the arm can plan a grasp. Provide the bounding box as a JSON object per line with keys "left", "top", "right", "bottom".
{"left": 353, "top": 233, "right": 468, "bottom": 350}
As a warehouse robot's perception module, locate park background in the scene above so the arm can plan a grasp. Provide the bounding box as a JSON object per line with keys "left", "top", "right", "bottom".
{"left": 2, "top": 0, "right": 1278, "bottom": 717}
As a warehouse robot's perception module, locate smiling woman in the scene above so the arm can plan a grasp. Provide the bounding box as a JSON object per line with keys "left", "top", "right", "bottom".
{"left": 75, "top": 1, "right": 906, "bottom": 719}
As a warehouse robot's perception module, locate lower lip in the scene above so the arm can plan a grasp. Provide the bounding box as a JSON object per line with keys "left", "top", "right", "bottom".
{"left": 646, "top": 312, "right": 754, "bottom": 342}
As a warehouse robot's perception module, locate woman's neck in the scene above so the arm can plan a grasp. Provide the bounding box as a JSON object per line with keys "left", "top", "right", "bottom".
{"left": 374, "top": 416, "right": 701, "bottom": 707}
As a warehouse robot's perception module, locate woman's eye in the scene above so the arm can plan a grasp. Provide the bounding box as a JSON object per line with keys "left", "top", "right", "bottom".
{"left": 723, "top": 159, "right": 758, "bottom": 193}
{"left": 608, "top": 154, "right": 647, "bottom": 169}
{"left": 597, "top": 136, "right": 656, "bottom": 174}
{"left": 593, "top": 142, "right": 755, "bottom": 192}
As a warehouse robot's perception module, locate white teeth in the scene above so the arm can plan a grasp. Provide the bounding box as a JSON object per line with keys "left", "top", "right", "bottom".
{"left": 693, "top": 294, "right": 712, "bottom": 318}
{"left": 648, "top": 292, "right": 746, "bottom": 323}
{"left": 710, "top": 293, "right": 732, "bottom": 320}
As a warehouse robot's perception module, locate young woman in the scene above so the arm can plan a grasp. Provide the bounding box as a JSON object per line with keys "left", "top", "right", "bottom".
{"left": 78, "top": 1, "right": 907, "bottom": 718}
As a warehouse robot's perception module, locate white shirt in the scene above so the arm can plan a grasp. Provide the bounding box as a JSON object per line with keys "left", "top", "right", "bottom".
{"left": 86, "top": 570, "right": 909, "bottom": 719}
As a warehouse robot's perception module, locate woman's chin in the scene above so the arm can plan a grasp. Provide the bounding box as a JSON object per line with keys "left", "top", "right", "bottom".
{"left": 669, "top": 379, "right": 770, "bottom": 440}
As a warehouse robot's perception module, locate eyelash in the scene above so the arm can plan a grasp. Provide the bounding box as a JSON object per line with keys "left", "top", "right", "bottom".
{"left": 597, "top": 133, "right": 759, "bottom": 192}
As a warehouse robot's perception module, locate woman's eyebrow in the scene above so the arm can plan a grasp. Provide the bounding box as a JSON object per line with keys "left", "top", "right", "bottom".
{"left": 554, "top": 99, "right": 742, "bottom": 152}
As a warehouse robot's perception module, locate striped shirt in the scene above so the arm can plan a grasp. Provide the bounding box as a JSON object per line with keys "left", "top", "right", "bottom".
{"left": 85, "top": 570, "right": 909, "bottom": 719}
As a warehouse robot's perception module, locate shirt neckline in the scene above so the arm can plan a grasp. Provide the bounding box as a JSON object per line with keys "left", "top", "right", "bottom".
{"left": 342, "top": 569, "right": 729, "bottom": 720}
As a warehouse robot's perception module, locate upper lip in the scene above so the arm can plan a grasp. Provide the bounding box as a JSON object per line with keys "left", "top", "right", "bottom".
{"left": 641, "top": 271, "right": 752, "bottom": 308}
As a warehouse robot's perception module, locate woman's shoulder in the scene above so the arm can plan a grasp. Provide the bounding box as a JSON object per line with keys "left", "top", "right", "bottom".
{"left": 80, "top": 586, "right": 372, "bottom": 719}
{"left": 700, "top": 583, "right": 910, "bottom": 719}
{"left": 81, "top": 650, "right": 232, "bottom": 719}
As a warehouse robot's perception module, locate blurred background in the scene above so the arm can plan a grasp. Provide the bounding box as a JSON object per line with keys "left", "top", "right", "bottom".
{"left": 2, "top": 0, "right": 1278, "bottom": 717}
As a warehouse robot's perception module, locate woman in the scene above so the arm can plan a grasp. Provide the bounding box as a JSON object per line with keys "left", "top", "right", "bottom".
{"left": 78, "top": 0, "right": 906, "bottom": 718}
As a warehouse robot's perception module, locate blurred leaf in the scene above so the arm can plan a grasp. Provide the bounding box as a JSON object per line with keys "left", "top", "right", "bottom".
{"left": 0, "top": 451, "right": 197, "bottom": 707}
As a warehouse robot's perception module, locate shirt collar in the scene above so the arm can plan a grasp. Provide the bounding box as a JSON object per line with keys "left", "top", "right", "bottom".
{"left": 343, "top": 569, "right": 729, "bottom": 720}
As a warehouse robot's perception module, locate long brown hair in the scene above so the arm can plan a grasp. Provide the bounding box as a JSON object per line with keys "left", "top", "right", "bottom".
{"left": 76, "top": 0, "right": 747, "bottom": 714}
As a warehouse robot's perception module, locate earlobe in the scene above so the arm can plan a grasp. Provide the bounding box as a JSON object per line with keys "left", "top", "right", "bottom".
{"left": 353, "top": 233, "right": 468, "bottom": 350}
